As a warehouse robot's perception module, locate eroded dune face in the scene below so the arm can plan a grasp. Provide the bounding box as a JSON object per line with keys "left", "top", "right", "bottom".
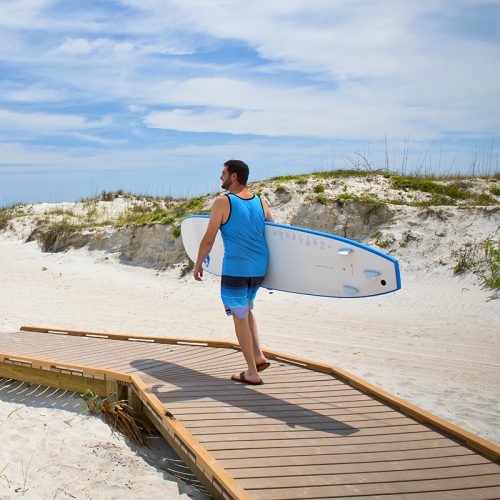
{"left": 1, "top": 173, "right": 498, "bottom": 277}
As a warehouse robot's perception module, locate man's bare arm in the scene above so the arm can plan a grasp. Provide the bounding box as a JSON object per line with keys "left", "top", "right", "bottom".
{"left": 193, "top": 197, "right": 226, "bottom": 281}
{"left": 261, "top": 198, "right": 274, "bottom": 222}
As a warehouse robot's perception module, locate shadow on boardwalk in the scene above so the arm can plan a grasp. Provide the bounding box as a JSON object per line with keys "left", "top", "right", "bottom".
{"left": 130, "top": 359, "right": 359, "bottom": 437}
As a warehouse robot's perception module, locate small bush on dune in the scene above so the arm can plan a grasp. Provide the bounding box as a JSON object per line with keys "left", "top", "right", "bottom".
{"left": 100, "top": 190, "right": 124, "bottom": 202}
{"left": 315, "top": 194, "right": 328, "bottom": 205}
{"left": 453, "top": 239, "right": 499, "bottom": 289}
{"left": 391, "top": 176, "right": 473, "bottom": 200}
{"left": 0, "top": 209, "right": 12, "bottom": 231}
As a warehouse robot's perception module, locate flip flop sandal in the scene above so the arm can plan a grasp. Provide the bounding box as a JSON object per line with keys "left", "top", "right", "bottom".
{"left": 231, "top": 372, "right": 264, "bottom": 385}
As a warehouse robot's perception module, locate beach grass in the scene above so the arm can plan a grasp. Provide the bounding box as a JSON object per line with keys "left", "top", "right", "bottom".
{"left": 453, "top": 238, "right": 500, "bottom": 289}
{"left": 81, "top": 389, "right": 154, "bottom": 446}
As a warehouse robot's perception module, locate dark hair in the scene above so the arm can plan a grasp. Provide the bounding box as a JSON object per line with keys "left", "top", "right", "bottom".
{"left": 224, "top": 159, "right": 249, "bottom": 186}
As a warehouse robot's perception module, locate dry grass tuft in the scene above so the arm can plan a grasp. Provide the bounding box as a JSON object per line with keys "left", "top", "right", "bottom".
{"left": 81, "top": 390, "right": 154, "bottom": 446}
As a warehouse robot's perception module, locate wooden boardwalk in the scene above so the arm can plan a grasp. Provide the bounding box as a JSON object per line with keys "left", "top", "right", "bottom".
{"left": 1, "top": 326, "right": 499, "bottom": 499}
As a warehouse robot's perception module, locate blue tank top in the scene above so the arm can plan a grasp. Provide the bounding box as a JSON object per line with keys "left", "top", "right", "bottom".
{"left": 220, "top": 193, "right": 269, "bottom": 277}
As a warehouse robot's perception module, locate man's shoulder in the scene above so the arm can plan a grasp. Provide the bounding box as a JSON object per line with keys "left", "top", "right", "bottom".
{"left": 214, "top": 194, "right": 230, "bottom": 203}
{"left": 212, "top": 194, "right": 230, "bottom": 210}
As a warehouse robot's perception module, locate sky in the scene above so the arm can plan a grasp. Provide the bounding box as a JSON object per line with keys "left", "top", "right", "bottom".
{"left": 1, "top": 0, "right": 499, "bottom": 205}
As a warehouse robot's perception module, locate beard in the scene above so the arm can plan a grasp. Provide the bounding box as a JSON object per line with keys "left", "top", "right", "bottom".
{"left": 221, "top": 178, "right": 231, "bottom": 190}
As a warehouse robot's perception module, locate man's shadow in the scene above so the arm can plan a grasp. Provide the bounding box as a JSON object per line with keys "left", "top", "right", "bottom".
{"left": 130, "top": 359, "right": 359, "bottom": 437}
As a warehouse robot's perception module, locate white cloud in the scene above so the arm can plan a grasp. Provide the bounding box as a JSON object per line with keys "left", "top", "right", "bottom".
{"left": 0, "top": 0, "right": 54, "bottom": 29}
{"left": 0, "top": 82, "right": 66, "bottom": 103}
{"left": 0, "top": 0, "right": 499, "bottom": 151}
{"left": 68, "top": 133, "right": 127, "bottom": 146}
{"left": 0, "top": 109, "right": 111, "bottom": 132}
{"left": 117, "top": 1, "right": 500, "bottom": 140}
{"left": 142, "top": 74, "right": 498, "bottom": 140}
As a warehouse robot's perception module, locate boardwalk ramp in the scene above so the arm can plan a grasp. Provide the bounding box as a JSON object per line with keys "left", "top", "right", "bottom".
{"left": 0, "top": 326, "right": 499, "bottom": 499}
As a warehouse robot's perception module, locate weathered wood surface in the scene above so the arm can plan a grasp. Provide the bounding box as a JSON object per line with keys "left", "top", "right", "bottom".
{"left": 1, "top": 328, "right": 499, "bottom": 499}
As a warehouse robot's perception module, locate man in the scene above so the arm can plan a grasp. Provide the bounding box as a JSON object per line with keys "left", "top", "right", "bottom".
{"left": 193, "top": 159, "right": 274, "bottom": 385}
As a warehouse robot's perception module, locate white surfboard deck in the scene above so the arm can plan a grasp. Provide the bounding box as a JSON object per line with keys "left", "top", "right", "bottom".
{"left": 181, "top": 215, "right": 401, "bottom": 298}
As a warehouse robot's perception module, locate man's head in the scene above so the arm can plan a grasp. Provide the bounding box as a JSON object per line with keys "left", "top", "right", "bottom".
{"left": 221, "top": 159, "right": 249, "bottom": 190}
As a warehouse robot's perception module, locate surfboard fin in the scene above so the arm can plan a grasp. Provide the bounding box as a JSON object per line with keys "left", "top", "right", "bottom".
{"left": 364, "top": 269, "right": 381, "bottom": 279}
{"left": 338, "top": 248, "right": 353, "bottom": 255}
{"left": 343, "top": 285, "right": 360, "bottom": 295}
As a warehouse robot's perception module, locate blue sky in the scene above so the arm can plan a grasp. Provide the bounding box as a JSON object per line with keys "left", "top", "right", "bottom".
{"left": 1, "top": 0, "right": 499, "bottom": 205}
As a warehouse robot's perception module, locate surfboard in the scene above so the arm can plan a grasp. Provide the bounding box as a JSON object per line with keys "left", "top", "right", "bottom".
{"left": 181, "top": 215, "right": 401, "bottom": 298}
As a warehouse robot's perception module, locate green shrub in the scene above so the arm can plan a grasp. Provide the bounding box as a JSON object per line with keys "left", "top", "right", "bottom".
{"left": 374, "top": 231, "right": 394, "bottom": 249}
{"left": 391, "top": 176, "right": 472, "bottom": 200}
{"left": 454, "top": 239, "right": 499, "bottom": 289}
{"left": 491, "top": 186, "right": 500, "bottom": 196}
{"left": 313, "top": 184, "right": 325, "bottom": 193}
{"left": 123, "top": 196, "right": 207, "bottom": 227}
{"left": 475, "top": 194, "right": 498, "bottom": 205}
{"left": 337, "top": 192, "right": 356, "bottom": 202}
{"left": 314, "top": 169, "right": 377, "bottom": 179}
{"left": 316, "top": 194, "right": 328, "bottom": 205}
{"left": 100, "top": 190, "right": 124, "bottom": 202}
{"left": 0, "top": 209, "right": 12, "bottom": 230}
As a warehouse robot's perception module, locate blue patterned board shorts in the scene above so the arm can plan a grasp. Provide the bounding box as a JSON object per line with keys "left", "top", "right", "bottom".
{"left": 221, "top": 275, "right": 265, "bottom": 319}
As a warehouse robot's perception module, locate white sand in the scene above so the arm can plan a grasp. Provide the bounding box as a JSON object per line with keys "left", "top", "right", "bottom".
{"left": 0, "top": 379, "right": 204, "bottom": 499}
{"left": 0, "top": 225, "right": 499, "bottom": 497}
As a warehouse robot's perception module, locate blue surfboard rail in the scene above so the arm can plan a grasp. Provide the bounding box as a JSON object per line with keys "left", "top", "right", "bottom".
{"left": 182, "top": 215, "right": 402, "bottom": 297}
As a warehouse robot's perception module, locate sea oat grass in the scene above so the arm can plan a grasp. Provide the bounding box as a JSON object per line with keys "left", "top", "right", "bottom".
{"left": 453, "top": 239, "right": 499, "bottom": 289}
{"left": 0, "top": 209, "right": 12, "bottom": 231}
{"left": 81, "top": 390, "right": 154, "bottom": 446}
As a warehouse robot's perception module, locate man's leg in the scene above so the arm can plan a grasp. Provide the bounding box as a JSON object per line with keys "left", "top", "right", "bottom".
{"left": 248, "top": 311, "right": 267, "bottom": 366}
{"left": 232, "top": 315, "right": 261, "bottom": 382}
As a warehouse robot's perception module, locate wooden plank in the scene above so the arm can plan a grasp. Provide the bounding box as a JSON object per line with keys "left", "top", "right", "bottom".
{"left": 331, "top": 489, "right": 500, "bottom": 500}
{"left": 157, "top": 392, "right": 374, "bottom": 404}
{"left": 216, "top": 446, "right": 476, "bottom": 466}
{"left": 175, "top": 405, "right": 393, "bottom": 419}
{"left": 182, "top": 413, "right": 407, "bottom": 428}
{"left": 185, "top": 417, "right": 415, "bottom": 434}
{"left": 210, "top": 438, "right": 456, "bottom": 459}
{"left": 153, "top": 388, "right": 362, "bottom": 402}
{"left": 246, "top": 474, "right": 500, "bottom": 500}
{"left": 149, "top": 377, "right": 347, "bottom": 391}
{"left": 203, "top": 431, "right": 448, "bottom": 451}
{"left": 228, "top": 455, "right": 492, "bottom": 478}
{"left": 195, "top": 424, "right": 425, "bottom": 442}
{"left": 163, "top": 398, "right": 385, "bottom": 411}
{"left": 239, "top": 464, "right": 500, "bottom": 487}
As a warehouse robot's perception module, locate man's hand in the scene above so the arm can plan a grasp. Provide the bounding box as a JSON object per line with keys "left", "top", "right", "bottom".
{"left": 193, "top": 263, "right": 203, "bottom": 281}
